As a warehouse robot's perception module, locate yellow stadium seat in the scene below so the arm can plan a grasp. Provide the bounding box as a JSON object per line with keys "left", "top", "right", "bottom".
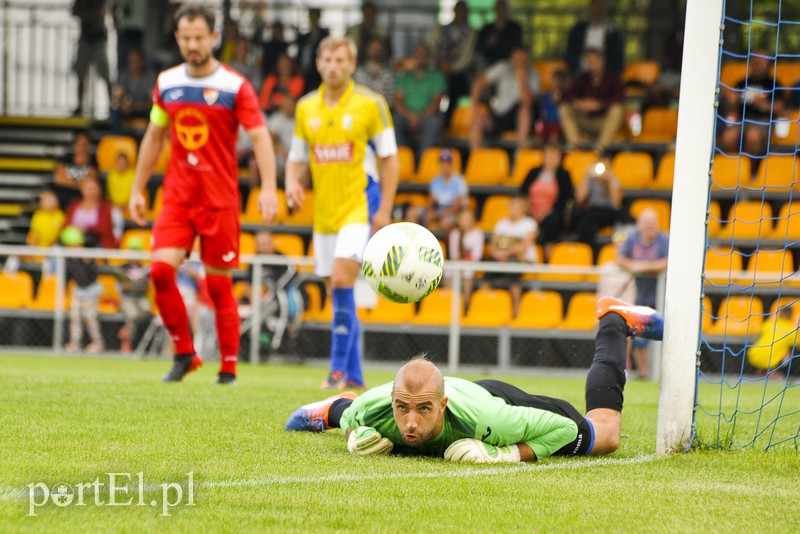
{"left": 540, "top": 242, "right": 593, "bottom": 282}
{"left": 624, "top": 61, "right": 661, "bottom": 86}
{"left": 398, "top": 146, "right": 416, "bottom": 182}
{"left": 461, "top": 288, "right": 512, "bottom": 327}
{"left": 629, "top": 199, "right": 671, "bottom": 232}
{"left": 283, "top": 190, "right": 314, "bottom": 226}
{"left": 97, "top": 274, "right": 120, "bottom": 314}
{"left": 508, "top": 148, "right": 544, "bottom": 186}
{"left": 410, "top": 288, "right": 454, "bottom": 326}
{"left": 362, "top": 298, "right": 415, "bottom": 324}
{"left": 271, "top": 233, "right": 306, "bottom": 257}
{"left": 720, "top": 60, "right": 748, "bottom": 90}
{"left": 509, "top": 290, "right": 563, "bottom": 329}
{"left": 708, "top": 200, "right": 722, "bottom": 238}
{"left": 770, "top": 201, "right": 800, "bottom": 240}
{"left": 705, "top": 246, "right": 744, "bottom": 286}
{"left": 414, "top": 147, "right": 463, "bottom": 184}
{"left": 0, "top": 271, "right": 34, "bottom": 308}
{"left": 611, "top": 151, "right": 654, "bottom": 189}
{"left": 559, "top": 292, "right": 598, "bottom": 331}
{"left": 711, "top": 154, "right": 753, "bottom": 191}
{"left": 464, "top": 148, "right": 510, "bottom": 186}
{"left": 774, "top": 61, "right": 800, "bottom": 89}
{"left": 752, "top": 154, "right": 800, "bottom": 191}
{"left": 154, "top": 142, "right": 170, "bottom": 174}
{"left": 302, "top": 282, "right": 323, "bottom": 320}
{"left": 562, "top": 150, "right": 598, "bottom": 187}
{"left": 239, "top": 232, "right": 256, "bottom": 268}
{"left": 535, "top": 59, "right": 567, "bottom": 92}
{"left": 634, "top": 107, "right": 678, "bottom": 143}
{"left": 705, "top": 295, "right": 763, "bottom": 337}
{"left": 596, "top": 243, "right": 618, "bottom": 267}
{"left": 718, "top": 200, "right": 773, "bottom": 240}
{"left": 652, "top": 152, "right": 675, "bottom": 190}
{"left": 145, "top": 186, "right": 161, "bottom": 221}
{"left": 446, "top": 105, "right": 475, "bottom": 138}
{"left": 478, "top": 195, "right": 513, "bottom": 232}
{"left": 743, "top": 249, "right": 794, "bottom": 287}
{"left": 242, "top": 188, "right": 289, "bottom": 224}
{"left": 29, "top": 275, "right": 70, "bottom": 311}
{"left": 96, "top": 135, "right": 137, "bottom": 172}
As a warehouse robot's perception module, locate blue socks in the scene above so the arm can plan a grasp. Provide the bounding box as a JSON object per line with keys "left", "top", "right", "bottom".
{"left": 331, "top": 288, "right": 362, "bottom": 384}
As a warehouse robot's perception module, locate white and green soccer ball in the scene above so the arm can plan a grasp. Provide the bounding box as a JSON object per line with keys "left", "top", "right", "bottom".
{"left": 361, "top": 222, "right": 444, "bottom": 304}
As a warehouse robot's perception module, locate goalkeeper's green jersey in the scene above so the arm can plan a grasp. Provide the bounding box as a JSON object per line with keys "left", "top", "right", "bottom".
{"left": 340, "top": 377, "right": 579, "bottom": 459}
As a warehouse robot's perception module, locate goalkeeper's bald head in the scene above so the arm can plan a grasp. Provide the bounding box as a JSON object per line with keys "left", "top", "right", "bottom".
{"left": 392, "top": 356, "right": 445, "bottom": 399}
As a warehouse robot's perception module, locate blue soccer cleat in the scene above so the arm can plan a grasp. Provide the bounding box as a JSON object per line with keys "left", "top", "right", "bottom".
{"left": 284, "top": 391, "right": 358, "bottom": 432}
{"left": 596, "top": 296, "right": 664, "bottom": 340}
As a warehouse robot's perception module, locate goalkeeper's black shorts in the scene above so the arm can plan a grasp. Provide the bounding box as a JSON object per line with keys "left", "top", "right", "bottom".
{"left": 474, "top": 379, "right": 594, "bottom": 456}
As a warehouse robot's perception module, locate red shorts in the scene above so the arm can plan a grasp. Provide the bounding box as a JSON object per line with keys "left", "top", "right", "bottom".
{"left": 152, "top": 203, "right": 241, "bottom": 269}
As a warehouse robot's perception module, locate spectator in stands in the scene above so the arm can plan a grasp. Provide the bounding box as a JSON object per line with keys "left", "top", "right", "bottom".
{"left": 53, "top": 131, "right": 99, "bottom": 206}
{"left": 448, "top": 208, "right": 485, "bottom": 308}
{"left": 469, "top": 47, "right": 539, "bottom": 151}
{"left": 65, "top": 177, "right": 117, "bottom": 249}
{"left": 484, "top": 196, "right": 538, "bottom": 317}
{"left": 394, "top": 44, "right": 446, "bottom": 160}
{"left": 258, "top": 21, "right": 289, "bottom": 80}
{"left": 428, "top": 0, "right": 477, "bottom": 124}
{"left": 426, "top": 149, "right": 468, "bottom": 232}
{"left": 747, "top": 306, "right": 799, "bottom": 380}
{"left": 346, "top": 1, "right": 391, "bottom": 65}
{"left": 106, "top": 152, "right": 135, "bottom": 211}
{"left": 115, "top": 236, "right": 151, "bottom": 354}
{"left": 228, "top": 37, "right": 261, "bottom": 92}
{"left": 559, "top": 48, "right": 624, "bottom": 152}
{"left": 295, "top": 8, "right": 330, "bottom": 93}
{"left": 518, "top": 144, "right": 574, "bottom": 261}
{"left": 719, "top": 51, "right": 786, "bottom": 156}
{"left": 112, "top": 0, "right": 145, "bottom": 72}
{"left": 617, "top": 207, "right": 669, "bottom": 380}
{"left": 71, "top": 0, "right": 112, "bottom": 116}
{"left": 111, "top": 48, "right": 157, "bottom": 132}
{"left": 574, "top": 154, "right": 622, "bottom": 248}
{"left": 27, "top": 189, "right": 65, "bottom": 248}
{"left": 565, "top": 0, "right": 624, "bottom": 77}
{"left": 259, "top": 53, "right": 304, "bottom": 114}
{"left": 61, "top": 225, "right": 104, "bottom": 354}
{"left": 354, "top": 37, "right": 395, "bottom": 107}
{"left": 268, "top": 96, "right": 297, "bottom": 177}
{"left": 536, "top": 70, "right": 567, "bottom": 144}
{"left": 476, "top": 0, "right": 523, "bottom": 68}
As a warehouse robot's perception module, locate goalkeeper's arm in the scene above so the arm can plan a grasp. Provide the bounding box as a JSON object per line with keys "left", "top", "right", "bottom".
{"left": 444, "top": 439, "right": 537, "bottom": 463}
{"left": 346, "top": 426, "right": 394, "bottom": 457}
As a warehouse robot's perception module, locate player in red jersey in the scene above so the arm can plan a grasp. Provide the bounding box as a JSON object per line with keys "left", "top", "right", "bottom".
{"left": 128, "top": 4, "right": 278, "bottom": 385}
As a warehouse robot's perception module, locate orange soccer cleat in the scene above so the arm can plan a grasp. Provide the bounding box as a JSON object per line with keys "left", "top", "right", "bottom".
{"left": 596, "top": 296, "right": 664, "bottom": 340}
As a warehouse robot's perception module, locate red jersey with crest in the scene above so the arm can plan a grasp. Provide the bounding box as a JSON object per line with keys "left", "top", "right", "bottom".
{"left": 150, "top": 63, "right": 264, "bottom": 209}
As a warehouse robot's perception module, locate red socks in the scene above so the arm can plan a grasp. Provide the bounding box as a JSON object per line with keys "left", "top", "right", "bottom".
{"left": 206, "top": 274, "right": 239, "bottom": 375}
{"left": 150, "top": 261, "right": 195, "bottom": 356}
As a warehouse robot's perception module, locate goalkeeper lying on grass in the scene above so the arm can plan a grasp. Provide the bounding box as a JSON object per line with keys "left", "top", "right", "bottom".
{"left": 285, "top": 297, "right": 663, "bottom": 463}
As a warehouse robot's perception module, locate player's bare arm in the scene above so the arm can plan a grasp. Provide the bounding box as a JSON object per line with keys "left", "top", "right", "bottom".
{"left": 129, "top": 121, "right": 168, "bottom": 227}
{"left": 373, "top": 154, "right": 399, "bottom": 232}
{"left": 285, "top": 160, "right": 308, "bottom": 210}
{"left": 246, "top": 125, "right": 279, "bottom": 222}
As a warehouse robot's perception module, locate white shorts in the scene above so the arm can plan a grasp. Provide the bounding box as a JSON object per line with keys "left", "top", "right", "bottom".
{"left": 313, "top": 224, "right": 371, "bottom": 277}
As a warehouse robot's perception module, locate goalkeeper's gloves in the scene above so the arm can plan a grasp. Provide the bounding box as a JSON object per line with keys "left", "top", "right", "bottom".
{"left": 444, "top": 438, "right": 521, "bottom": 464}
{"left": 347, "top": 426, "right": 394, "bottom": 456}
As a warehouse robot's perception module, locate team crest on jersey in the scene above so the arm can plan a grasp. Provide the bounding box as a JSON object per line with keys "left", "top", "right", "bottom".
{"left": 309, "top": 117, "right": 322, "bottom": 131}
{"left": 342, "top": 114, "right": 353, "bottom": 130}
{"left": 203, "top": 88, "right": 219, "bottom": 105}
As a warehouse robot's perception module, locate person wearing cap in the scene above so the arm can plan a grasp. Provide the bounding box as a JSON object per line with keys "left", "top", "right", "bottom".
{"left": 115, "top": 236, "right": 151, "bottom": 354}
{"left": 426, "top": 149, "right": 468, "bottom": 233}
{"left": 62, "top": 226, "right": 105, "bottom": 354}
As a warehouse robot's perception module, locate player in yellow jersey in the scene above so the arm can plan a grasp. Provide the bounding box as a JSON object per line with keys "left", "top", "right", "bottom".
{"left": 286, "top": 36, "right": 399, "bottom": 390}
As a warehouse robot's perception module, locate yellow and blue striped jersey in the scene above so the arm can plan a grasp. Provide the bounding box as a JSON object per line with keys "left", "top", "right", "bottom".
{"left": 288, "top": 81, "right": 397, "bottom": 233}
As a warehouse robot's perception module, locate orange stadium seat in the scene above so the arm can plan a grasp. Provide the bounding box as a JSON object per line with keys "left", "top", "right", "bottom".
{"left": 634, "top": 108, "right": 678, "bottom": 143}
{"left": 464, "top": 148, "right": 510, "bottom": 186}
{"left": 560, "top": 292, "right": 598, "bottom": 331}
{"left": 535, "top": 59, "right": 567, "bottom": 92}
{"left": 770, "top": 201, "right": 800, "bottom": 240}
{"left": 361, "top": 298, "right": 415, "bottom": 324}
{"left": 711, "top": 154, "right": 753, "bottom": 191}
{"left": 154, "top": 143, "right": 170, "bottom": 174}
{"left": 461, "top": 288, "right": 512, "bottom": 327}
{"left": 629, "top": 198, "right": 671, "bottom": 232}
{"left": 0, "top": 271, "right": 34, "bottom": 308}
{"left": 704, "top": 246, "right": 744, "bottom": 286}
{"left": 97, "top": 274, "right": 120, "bottom": 314}
{"left": 774, "top": 61, "right": 800, "bottom": 88}
{"left": 478, "top": 195, "right": 513, "bottom": 232}
{"left": 239, "top": 232, "right": 256, "bottom": 268}
{"left": 302, "top": 282, "right": 323, "bottom": 320}
{"left": 652, "top": 152, "right": 675, "bottom": 190}
{"left": 707, "top": 200, "right": 722, "bottom": 238}
{"left": 509, "top": 290, "right": 563, "bottom": 329}
{"left": 752, "top": 154, "right": 800, "bottom": 191}
{"left": 624, "top": 61, "right": 661, "bottom": 87}
{"left": 271, "top": 233, "right": 306, "bottom": 257}
{"left": 743, "top": 249, "right": 794, "bottom": 287}
{"left": 414, "top": 147, "right": 463, "bottom": 184}
{"left": 720, "top": 60, "right": 748, "bottom": 90}
{"left": 242, "top": 188, "right": 289, "bottom": 224}
{"left": 611, "top": 151, "right": 654, "bottom": 189}
{"left": 410, "top": 288, "right": 454, "bottom": 326}
{"left": 718, "top": 200, "right": 773, "bottom": 240}
{"left": 145, "top": 186, "right": 161, "bottom": 220}
{"left": 446, "top": 104, "right": 476, "bottom": 138}
{"left": 701, "top": 296, "right": 714, "bottom": 335}
{"left": 508, "top": 148, "right": 544, "bottom": 186}
{"left": 596, "top": 243, "right": 618, "bottom": 267}
{"left": 96, "top": 135, "right": 137, "bottom": 172}
{"left": 28, "top": 275, "right": 70, "bottom": 311}
{"left": 540, "top": 242, "right": 593, "bottom": 283}
{"left": 562, "top": 150, "right": 597, "bottom": 187}
{"left": 397, "top": 146, "right": 416, "bottom": 182}
{"left": 705, "top": 295, "right": 763, "bottom": 338}
{"left": 283, "top": 190, "right": 314, "bottom": 226}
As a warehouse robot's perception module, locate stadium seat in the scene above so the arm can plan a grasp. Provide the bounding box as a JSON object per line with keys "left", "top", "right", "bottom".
{"left": 611, "top": 151, "right": 654, "bottom": 189}
{"left": 629, "top": 198, "right": 671, "bottom": 232}
{"left": 28, "top": 275, "right": 70, "bottom": 311}
{"left": 704, "top": 245, "right": 744, "bottom": 286}
{"left": 770, "top": 201, "right": 800, "bottom": 240}
{"left": 239, "top": 232, "right": 256, "bottom": 268}
{"left": 559, "top": 292, "right": 598, "bottom": 331}
{"left": 634, "top": 107, "right": 678, "bottom": 143}
{"left": 752, "top": 154, "right": 800, "bottom": 191}
{"left": 410, "top": 288, "right": 454, "bottom": 326}
{"left": 461, "top": 288, "right": 512, "bottom": 327}
{"left": 0, "top": 271, "right": 34, "bottom": 308}
{"left": 397, "top": 146, "right": 416, "bottom": 182}
{"left": 623, "top": 61, "right": 661, "bottom": 87}
{"left": 283, "top": 190, "right": 314, "bottom": 226}
{"left": 705, "top": 295, "right": 763, "bottom": 337}
{"left": 701, "top": 295, "right": 714, "bottom": 334}
{"left": 508, "top": 148, "right": 544, "bottom": 186}
{"left": 302, "top": 282, "right": 323, "bottom": 320}
{"left": 719, "top": 60, "right": 748, "bottom": 90}
{"left": 96, "top": 135, "right": 137, "bottom": 172}
{"left": 145, "top": 186, "right": 161, "bottom": 220}
{"left": 774, "top": 61, "right": 800, "bottom": 89}
{"left": 534, "top": 59, "right": 567, "bottom": 92}
{"left": 415, "top": 147, "right": 463, "bottom": 184}
{"left": 154, "top": 143, "right": 170, "bottom": 174}
{"left": 562, "top": 150, "right": 597, "bottom": 187}
{"left": 769, "top": 296, "right": 800, "bottom": 323}
{"left": 478, "top": 195, "right": 513, "bottom": 232}
{"left": 446, "top": 104, "right": 474, "bottom": 138}
{"left": 271, "top": 233, "right": 306, "bottom": 257}
{"left": 539, "top": 242, "right": 593, "bottom": 283}
{"left": 711, "top": 154, "right": 753, "bottom": 191}
{"left": 242, "top": 188, "right": 289, "bottom": 224}
{"left": 97, "top": 274, "right": 120, "bottom": 314}
{"left": 596, "top": 243, "right": 618, "bottom": 267}
{"left": 361, "top": 298, "right": 415, "bottom": 324}
{"left": 110, "top": 229, "right": 152, "bottom": 266}
{"left": 509, "top": 290, "right": 563, "bottom": 329}
{"left": 707, "top": 200, "right": 722, "bottom": 238}
{"left": 464, "top": 148, "right": 510, "bottom": 186}
{"left": 743, "top": 249, "right": 794, "bottom": 287}
{"left": 718, "top": 200, "right": 773, "bottom": 240}
{"left": 651, "top": 152, "right": 675, "bottom": 190}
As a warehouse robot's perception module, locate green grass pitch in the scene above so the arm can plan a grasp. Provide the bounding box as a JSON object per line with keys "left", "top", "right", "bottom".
{"left": 1, "top": 353, "right": 798, "bottom": 532}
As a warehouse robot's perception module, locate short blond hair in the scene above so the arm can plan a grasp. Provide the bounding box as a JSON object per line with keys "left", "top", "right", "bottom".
{"left": 318, "top": 35, "right": 358, "bottom": 61}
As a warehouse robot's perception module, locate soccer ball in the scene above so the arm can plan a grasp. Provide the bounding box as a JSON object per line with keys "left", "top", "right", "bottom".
{"left": 362, "top": 222, "right": 444, "bottom": 303}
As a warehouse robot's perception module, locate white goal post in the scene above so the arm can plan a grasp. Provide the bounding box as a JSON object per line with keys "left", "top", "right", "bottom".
{"left": 656, "top": 0, "right": 724, "bottom": 453}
